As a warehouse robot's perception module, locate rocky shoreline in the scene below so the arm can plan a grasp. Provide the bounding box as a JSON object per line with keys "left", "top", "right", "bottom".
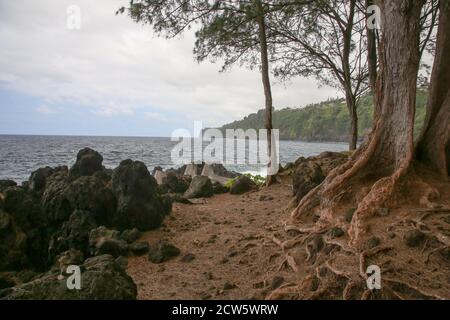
{"left": 0, "top": 148, "right": 348, "bottom": 300}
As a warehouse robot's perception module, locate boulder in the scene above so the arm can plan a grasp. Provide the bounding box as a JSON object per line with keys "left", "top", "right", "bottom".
{"left": 159, "top": 171, "right": 191, "bottom": 194}
{"left": 120, "top": 228, "right": 141, "bottom": 244}
{"left": 154, "top": 169, "right": 167, "bottom": 185}
{"left": 230, "top": 176, "right": 257, "bottom": 195}
{"left": 212, "top": 181, "right": 229, "bottom": 194}
{"left": 129, "top": 242, "right": 150, "bottom": 256}
{"left": 0, "top": 210, "right": 28, "bottom": 271}
{"left": 112, "top": 160, "right": 170, "bottom": 231}
{"left": 148, "top": 240, "right": 180, "bottom": 263}
{"left": 292, "top": 161, "right": 325, "bottom": 202}
{"left": 64, "top": 176, "right": 116, "bottom": 226}
{"left": 201, "top": 163, "right": 239, "bottom": 179}
{"left": 89, "top": 226, "right": 128, "bottom": 258}
{"left": 0, "top": 255, "right": 137, "bottom": 300}
{"left": 56, "top": 249, "right": 84, "bottom": 274}
{"left": 314, "top": 151, "right": 348, "bottom": 175}
{"left": 183, "top": 176, "right": 214, "bottom": 199}
{"left": 69, "top": 148, "right": 103, "bottom": 180}
{"left": 49, "top": 210, "right": 97, "bottom": 258}
{"left": 28, "top": 167, "right": 55, "bottom": 192}
{"left": 41, "top": 169, "right": 72, "bottom": 223}
{"left": 0, "top": 180, "right": 17, "bottom": 193}
{"left": 184, "top": 163, "right": 204, "bottom": 177}
{"left": 404, "top": 230, "right": 426, "bottom": 247}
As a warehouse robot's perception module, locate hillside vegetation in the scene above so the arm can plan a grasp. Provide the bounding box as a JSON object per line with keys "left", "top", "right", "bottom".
{"left": 220, "top": 91, "right": 428, "bottom": 142}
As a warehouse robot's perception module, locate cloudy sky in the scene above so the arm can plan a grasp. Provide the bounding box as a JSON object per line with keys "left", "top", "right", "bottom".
{"left": 0, "top": 0, "right": 339, "bottom": 137}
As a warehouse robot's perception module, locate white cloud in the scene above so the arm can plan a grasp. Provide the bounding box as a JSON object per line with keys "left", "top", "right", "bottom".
{"left": 36, "top": 105, "right": 59, "bottom": 115}
{"left": 0, "top": 0, "right": 339, "bottom": 131}
{"left": 144, "top": 112, "right": 170, "bottom": 122}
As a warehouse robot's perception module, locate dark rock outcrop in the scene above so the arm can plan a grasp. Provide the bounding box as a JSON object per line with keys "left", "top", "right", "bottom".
{"left": 292, "top": 161, "right": 325, "bottom": 202}
{"left": 49, "top": 210, "right": 97, "bottom": 259}
{"left": 0, "top": 255, "right": 137, "bottom": 300}
{"left": 112, "top": 160, "right": 170, "bottom": 231}
{"left": 292, "top": 152, "right": 348, "bottom": 203}
{"left": 159, "top": 171, "right": 191, "bottom": 194}
{"left": 69, "top": 148, "right": 103, "bottom": 180}
{"left": 29, "top": 167, "right": 55, "bottom": 192}
{"left": 183, "top": 176, "right": 214, "bottom": 199}
{"left": 0, "top": 180, "right": 17, "bottom": 193}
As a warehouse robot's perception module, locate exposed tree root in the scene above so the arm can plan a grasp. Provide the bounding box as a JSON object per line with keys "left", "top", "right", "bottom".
{"left": 268, "top": 165, "right": 450, "bottom": 300}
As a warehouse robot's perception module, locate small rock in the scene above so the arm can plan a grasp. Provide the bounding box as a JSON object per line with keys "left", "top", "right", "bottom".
{"left": 270, "top": 276, "right": 284, "bottom": 290}
{"left": 404, "top": 230, "right": 426, "bottom": 247}
{"left": 129, "top": 242, "right": 150, "bottom": 256}
{"left": 200, "top": 292, "right": 212, "bottom": 300}
{"left": 181, "top": 253, "right": 196, "bottom": 263}
{"left": 120, "top": 228, "right": 141, "bottom": 244}
{"left": 330, "top": 227, "right": 345, "bottom": 238}
{"left": 95, "top": 238, "right": 128, "bottom": 258}
{"left": 223, "top": 282, "right": 237, "bottom": 290}
{"left": 367, "top": 236, "right": 381, "bottom": 249}
{"left": 230, "top": 176, "right": 257, "bottom": 195}
{"left": 148, "top": 240, "right": 180, "bottom": 263}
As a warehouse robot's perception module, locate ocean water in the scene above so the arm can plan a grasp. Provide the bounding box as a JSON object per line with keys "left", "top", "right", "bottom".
{"left": 0, "top": 135, "right": 348, "bottom": 183}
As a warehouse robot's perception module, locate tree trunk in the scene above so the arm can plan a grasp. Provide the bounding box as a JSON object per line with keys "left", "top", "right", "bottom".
{"left": 342, "top": 0, "right": 358, "bottom": 151}
{"left": 416, "top": 1, "right": 450, "bottom": 178}
{"left": 255, "top": 0, "right": 276, "bottom": 185}
{"left": 366, "top": 0, "right": 423, "bottom": 173}
{"left": 365, "top": 0, "right": 379, "bottom": 116}
{"left": 346, "top": 92, "right": 358, "bottom": 151}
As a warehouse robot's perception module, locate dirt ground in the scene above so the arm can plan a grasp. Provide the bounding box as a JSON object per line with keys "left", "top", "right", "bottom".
{"left": 127, "top": 172, "right": 450, "bottom": 300}
{"left": 127, "top": 177, "right": 302, "bottom": 300}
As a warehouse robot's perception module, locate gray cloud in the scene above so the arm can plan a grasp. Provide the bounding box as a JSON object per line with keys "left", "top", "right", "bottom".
{"left": 0, "top": 0, "right": 339, "bottom": 130}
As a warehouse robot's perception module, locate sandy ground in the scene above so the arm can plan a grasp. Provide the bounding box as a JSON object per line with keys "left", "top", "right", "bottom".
{"left": 127, "top": 177, "right": 299, "bottom": 300}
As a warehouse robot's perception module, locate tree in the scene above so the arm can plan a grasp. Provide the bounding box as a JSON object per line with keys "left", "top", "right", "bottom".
{"left": 270, "top": 0, "right": 450, "bottom": 300}
{"left": 416, "top": 0, "right": 450, "bottom": 177}
{"left": 270, "top": 0, "right": 370, "bottom": 150}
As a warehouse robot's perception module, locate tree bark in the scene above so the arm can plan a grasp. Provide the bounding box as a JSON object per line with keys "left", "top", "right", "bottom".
{"left": 255, "top": 0, "right": 276, "bottom": 185}
{"left": 346, "top": 92, "right": 358, "bottom": 151}
{"left": 366, "top": 0, "right": 423, "bottom": 173}
{"left": 365, "top": 0, "right": 379, "bottom": 116}
{"left": 342, "top": 0, "right": 358, "bottom": 151}
{"left": 416, "top": 0, "right": 450, "bottom": 178}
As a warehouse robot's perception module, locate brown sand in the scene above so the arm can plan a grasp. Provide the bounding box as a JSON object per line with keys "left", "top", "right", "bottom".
{"left": 127, "top": 177, "right": 301, "bottom": 300}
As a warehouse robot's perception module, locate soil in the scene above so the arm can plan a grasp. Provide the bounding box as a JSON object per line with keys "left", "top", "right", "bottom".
{"left": 127, "top": 176, "right": 301, "bottom": 300}
{"left": 127, "top": 172, "right": 450, "bottom": 300}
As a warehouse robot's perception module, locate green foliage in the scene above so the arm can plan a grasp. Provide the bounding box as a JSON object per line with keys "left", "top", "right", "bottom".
{"left": 220, "top": 90, "right": 428, "bottom": 142}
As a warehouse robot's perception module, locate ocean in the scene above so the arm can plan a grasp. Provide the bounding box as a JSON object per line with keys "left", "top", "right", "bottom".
{"left": 0, "top": 135, "right": 348, "bottom": 183}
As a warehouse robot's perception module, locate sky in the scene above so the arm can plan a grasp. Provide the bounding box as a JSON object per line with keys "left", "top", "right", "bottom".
{"left": 0, "top": 0, "right": 339, "bottom": 137}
